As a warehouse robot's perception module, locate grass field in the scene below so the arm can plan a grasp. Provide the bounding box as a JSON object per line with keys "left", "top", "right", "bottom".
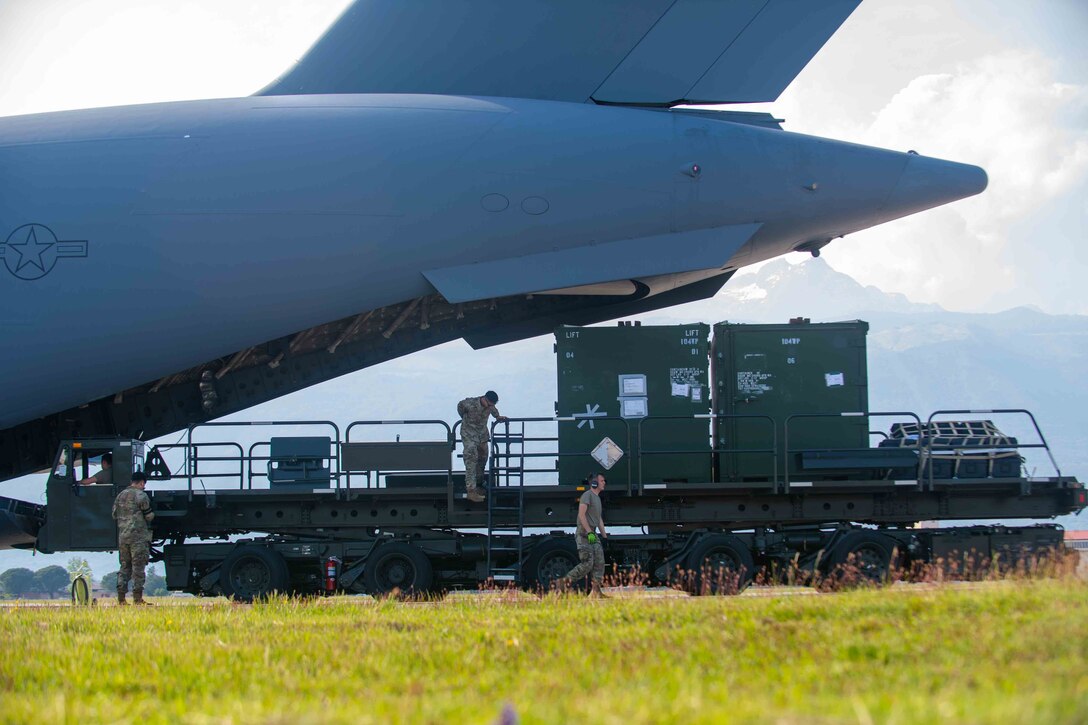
{"left": 1, "top": 580, "right": 1086, "bottom": 724}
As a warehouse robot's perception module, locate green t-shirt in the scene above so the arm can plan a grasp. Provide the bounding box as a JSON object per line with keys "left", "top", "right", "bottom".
{"left": 577, "top": 490, "right": 602, "bottom": 537}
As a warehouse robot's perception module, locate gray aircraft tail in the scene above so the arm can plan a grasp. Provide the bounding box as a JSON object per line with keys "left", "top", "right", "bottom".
{"left": 258, "top": 0, "right": 861, "bottom": 106}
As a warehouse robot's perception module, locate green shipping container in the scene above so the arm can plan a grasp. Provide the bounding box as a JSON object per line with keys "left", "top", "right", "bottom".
{"left": 556, "top": 323, "right": 712, "bottom": 487}
{"left": 711, "top": 321, "right": 869, "bottom": 485}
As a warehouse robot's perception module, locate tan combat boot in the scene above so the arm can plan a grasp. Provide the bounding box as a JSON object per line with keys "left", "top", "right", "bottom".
{"left": 132, "top": 591, "right": 153, "bottom": 606}
{"left": 117, "top": 591, "right": 128, "bottom": 606}
{"left": 466, "top": 487, "right": 485, "bottom": 503}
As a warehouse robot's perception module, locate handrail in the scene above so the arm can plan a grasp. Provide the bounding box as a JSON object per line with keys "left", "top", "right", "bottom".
{"left": 344, "top": 419, "right": 454, "bottom": 490}
{"left": 152, "top": 441, "right": 245, "bottom": 492}
{"left": 187, "top": 420, "right": 341, "bottom": 493}
{"left": 635, "top": 414, "right": 777, "bottom": 493}
{"left": 784, "top": 411, "right": 922, "bottom": 492}
{"left": 146, "top": 408, "right": 1059, "bottom": 499}
{"left": 488, "top": 416, "right": 633, "bottom": 493}
{"left": 189, "top": 442, "right": 245, "bottom": 493}
{"left": 346, "top": 419, "right": 453, "bottom": 445}
{"left": 924, "top": 409, "right": 1061, "bottom": 491}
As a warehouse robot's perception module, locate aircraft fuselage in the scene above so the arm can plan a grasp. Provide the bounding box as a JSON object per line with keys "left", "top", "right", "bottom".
{"left": 0, "top": 93, "right": 985, "bottom": 457}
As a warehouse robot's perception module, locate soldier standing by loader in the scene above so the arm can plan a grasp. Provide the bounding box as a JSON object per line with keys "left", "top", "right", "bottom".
{"left": 457, "top": 390, "right": 507, "bottom": 502}
{"left": 112, "top": 471, "right": 155, "bottom": 605}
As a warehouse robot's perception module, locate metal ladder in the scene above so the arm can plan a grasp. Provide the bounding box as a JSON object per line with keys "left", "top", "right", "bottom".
{"left": 486, "top": 421, "right": 526, "bottom": 584}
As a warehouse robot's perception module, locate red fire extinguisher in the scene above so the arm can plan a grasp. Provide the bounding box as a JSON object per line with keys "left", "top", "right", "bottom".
{"left": 324, "top": 556, "right": 341, "bottom": 596}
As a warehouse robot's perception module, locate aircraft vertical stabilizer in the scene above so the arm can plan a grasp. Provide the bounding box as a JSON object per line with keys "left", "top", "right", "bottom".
{"left": 259, "top": 0, "right": 862, "bottom": 106}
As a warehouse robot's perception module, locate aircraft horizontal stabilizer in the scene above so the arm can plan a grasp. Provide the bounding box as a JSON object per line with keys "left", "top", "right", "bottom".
{"left": 259, "top": 0, "right": 861, "bottom": 106}
{"left": 422, "top": 223, "right": 760, "bottom": 304}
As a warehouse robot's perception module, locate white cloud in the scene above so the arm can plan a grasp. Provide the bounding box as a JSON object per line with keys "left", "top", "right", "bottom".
{"left": 824, "top": 51, "right": 1088, "bottom": 313}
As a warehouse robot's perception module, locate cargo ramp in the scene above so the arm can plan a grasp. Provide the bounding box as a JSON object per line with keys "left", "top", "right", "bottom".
{"left": 0, "top": 495, "right": 44, "bottom": 549}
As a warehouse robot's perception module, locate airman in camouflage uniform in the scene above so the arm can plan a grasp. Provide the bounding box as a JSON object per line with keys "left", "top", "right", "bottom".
{"left": 112, "top": 471, "right": 155, "bottom": 605}
{"left": 457, "top": 390, "right": 506, "bottom": 502}
{"left": 559, "top": 473, "right": 608, "bottom": 596}
{"left": 77, "top": 451, "right": 112, "bottom": 486}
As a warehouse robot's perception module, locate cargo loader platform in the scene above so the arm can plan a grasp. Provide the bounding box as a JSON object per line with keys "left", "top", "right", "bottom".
{"left": 3, "top": 321, "right": 1083, "bottom": 599}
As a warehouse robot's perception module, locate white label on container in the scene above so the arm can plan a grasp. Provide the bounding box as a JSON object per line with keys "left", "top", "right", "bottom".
{"left": 671, "top": 382, "right": 690, "bottom": 398}
{"left": 691, "top": 386, "right": 703, "bottom": 403}
{"left": 621, "top": 376, "right": 646, "bottom": 395}
{"left": 670, "top": 367, "right": 702, "bottom": 386}
{"left": 737, "top": 371, "right": 773, "bottom": 396}
{"left": 622, "top": 398, "right": 648, "bottom": 418}
{"left": 825, "top": 372, "right": 845, "bottom": 387}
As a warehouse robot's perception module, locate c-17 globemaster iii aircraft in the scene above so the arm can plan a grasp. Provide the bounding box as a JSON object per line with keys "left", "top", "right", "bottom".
{"left": 0, "top": 0, "right": 986, "bottom": 482}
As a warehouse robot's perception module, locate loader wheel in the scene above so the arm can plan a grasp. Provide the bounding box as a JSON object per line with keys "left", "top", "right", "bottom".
{"left": 685, "top": 534, "right": 755, "bottom": 595}
{"left": 220, "top": 546, "right": 290, "bottom": 601}
{"left": 523, "top": 538, "right": 580, "bottom": 591}
{"left": 825, "top": 530, "right": 898, "bottom": 587}
{"left": 363, "top": 542, "right": 433, "bottom": 596}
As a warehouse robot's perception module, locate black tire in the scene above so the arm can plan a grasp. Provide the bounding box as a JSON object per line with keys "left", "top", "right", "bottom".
{"left": 363, "top": 542, "right": 433, "bottom": 596}
{"left": 825, "top": 530, "right": 898, "bottom": 587}
{"left": 523, "top": 538, "right": 580, "bottom": 590}
{"left": 685, "top": 534, "right": 756, "bottom": 595}
{"left": 219, "top": 546, "right": 290, "bottom": 601}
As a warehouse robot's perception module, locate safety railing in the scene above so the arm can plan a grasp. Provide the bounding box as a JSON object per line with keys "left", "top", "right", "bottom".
{"left": 347, "top": 419, "right": 453, "bottom": 443}
{"left": 923, "top": 409, "right": 1061, "bottom": 494}
{"left": 488, "top": 416, "right": 634, "bottom": 493}
{"left": 343, "top": 420, "right": 453, "bottom": 490}
{"left": 187, "top": 420, "right": 341, "bottom": 492}
{"left": 150, "top": 441, "right": 246, "bottom": 493}
{"left": 149, "top": 437, "right": 233, "bottom": 487}
{"left": 139, "top": 409, "right": 1055, "bottom": 498}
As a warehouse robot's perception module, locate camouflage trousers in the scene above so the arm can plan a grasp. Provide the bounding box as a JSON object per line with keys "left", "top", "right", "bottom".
{"left": 118, "top": 539, "right": 150, "bottom": 595}
{"left": 462, "top": 438, "right": 489, "bottom": 491}
{"left": 565, "top": 537, "right": 605, "bottom": 583}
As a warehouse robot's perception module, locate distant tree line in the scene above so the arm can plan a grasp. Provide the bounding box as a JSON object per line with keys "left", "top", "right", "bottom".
{"left": 0, "top": 565, "right": 71, "bottom": 599}
{"left": 0, "top": 559, "right": 167, "bottom": 599}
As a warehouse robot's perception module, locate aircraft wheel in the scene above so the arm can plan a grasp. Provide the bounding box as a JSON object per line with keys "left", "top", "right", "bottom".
{"left": 220, "top": 546, "right": 290, "bottom": 601}
{"left": 363, "top": 542, "right": 433, "bottom": 596}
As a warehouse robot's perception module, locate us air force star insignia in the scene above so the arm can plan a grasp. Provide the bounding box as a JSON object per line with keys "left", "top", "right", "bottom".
{"left": 1, "top": 224, "right": 88, "bottom": 280}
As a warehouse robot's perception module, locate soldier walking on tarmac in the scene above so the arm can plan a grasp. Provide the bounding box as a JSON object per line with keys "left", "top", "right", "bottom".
{"left": 112, "top": 471, "right": 155, "bottom": 605}
{"left": 559, "top": 473, "right": 608, "bottom": 596}
{"left": 457, "top": 390, "right": 507, "bottom": 502}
